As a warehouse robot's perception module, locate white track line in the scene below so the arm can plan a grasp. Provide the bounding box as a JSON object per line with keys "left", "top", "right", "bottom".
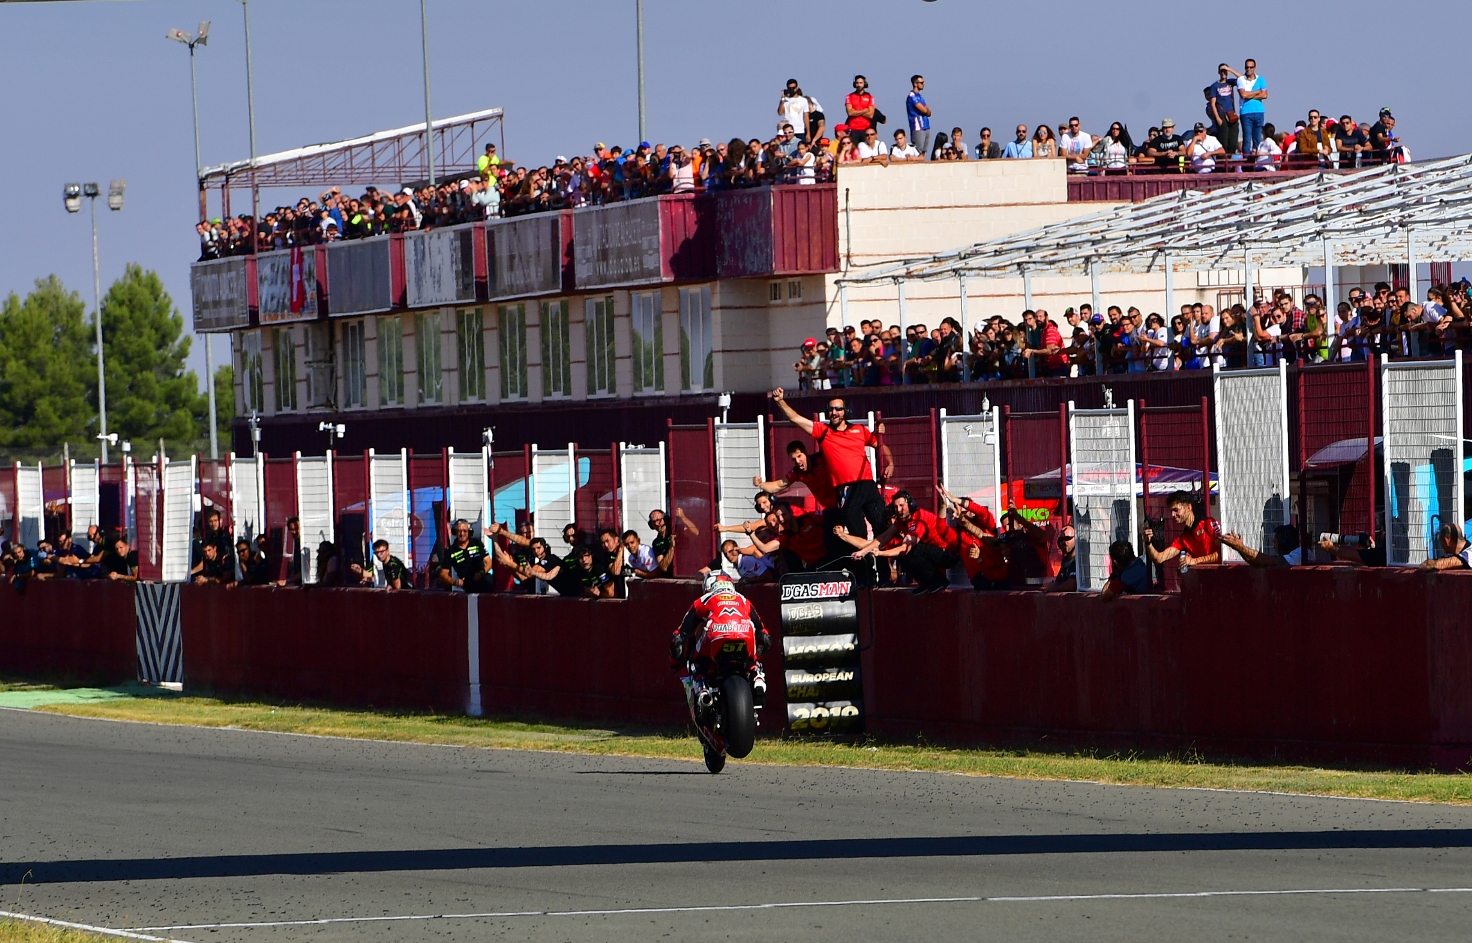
{"left": 128, "top": 886, "right": 1472, "bottom": 931}
{"left": 0, "top": 908, "right": 197, "bottom": 942}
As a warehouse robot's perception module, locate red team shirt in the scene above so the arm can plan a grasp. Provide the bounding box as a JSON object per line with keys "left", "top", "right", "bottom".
{"left": 789, "top": 454, "right": 840, "bottom": 509}
{"left": 903, "top": 507, "right": 959, "bottom": 554}
{"left": 812, "top": 423, "right": 878, "bottom": 486}
{"left": 1171, "top": 517, "right": 1222, "bottom": 559}
{"left": 957, "top": 501, "right": 1007, "bottom": 582}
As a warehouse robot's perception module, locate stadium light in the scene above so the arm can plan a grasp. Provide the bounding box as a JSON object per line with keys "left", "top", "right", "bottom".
{"left": 64, "top": 179, "right": 116, "bottom": 462}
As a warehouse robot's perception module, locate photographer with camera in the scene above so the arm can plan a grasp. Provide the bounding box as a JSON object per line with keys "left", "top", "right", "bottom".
{"left": 1143, "top": 491, "right": 1221, "bottom": 573}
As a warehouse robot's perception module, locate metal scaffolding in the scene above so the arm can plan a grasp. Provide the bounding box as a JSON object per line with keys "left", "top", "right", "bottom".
{"left": 841, "top": 155, "right": 1472, "bottom": 286}
{"left": 199, "top": 107, "right": 504, "bottom": 215}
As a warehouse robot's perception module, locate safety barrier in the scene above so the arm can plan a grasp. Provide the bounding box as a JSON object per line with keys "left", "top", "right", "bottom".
{"left": 0, "top": 579, "right": 137, "bottom": 685}
{"left": 6, "top": 570, "right": 1472, "bottom": 767}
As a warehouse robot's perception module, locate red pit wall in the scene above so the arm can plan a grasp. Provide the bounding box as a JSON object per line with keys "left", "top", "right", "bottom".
{"left": 862, "top": 568, "right": 1472, "bottom": 769}
{"left": 475, "top": 580, "right": 786, "bottom": 732}
{"left": 181, "top": 585, "right": 469, "bottom": 713}
{"left": 0, "top": 580, "right": 137, "bottom": 685}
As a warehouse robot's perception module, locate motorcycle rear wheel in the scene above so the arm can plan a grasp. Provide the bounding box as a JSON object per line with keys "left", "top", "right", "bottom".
{"left": 703, "top": 743, "right": 726, "bottom": 774}
{"left": 721, "top": 675, "right": 756, "bottom": 759}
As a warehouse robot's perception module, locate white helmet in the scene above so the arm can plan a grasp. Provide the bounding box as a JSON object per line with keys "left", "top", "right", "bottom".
{"left": 703, "top": 571, "right": 735, "bottom": 593}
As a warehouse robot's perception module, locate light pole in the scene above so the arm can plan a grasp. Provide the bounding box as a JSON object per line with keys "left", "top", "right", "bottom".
{"left": 421, "top": 0, "right": 435, "bottom": 186}
{"left": 168, "top": 22, "right": 220, "bottom": 461}
{"left": 635, "top": 0, "right": 645, "bottom": 143}
{"left": 64, "top": 180, "right": 125, "bottom": 464}
{"left": 235, "top": 0, "right": 259, "bottom": 223}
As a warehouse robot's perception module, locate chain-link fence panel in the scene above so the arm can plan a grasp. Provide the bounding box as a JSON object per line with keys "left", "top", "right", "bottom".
{"left": 1382, "top": 359, "right": 1463, "bottom": 565}
{"left": 1069, "top": 403, "right": 1137, "bottom": 591}
{"left": 940, "top": 407, "right": 1002, "bottom": 519}
{"left": 1214, "top": 364, "right": 1290, "bottom": 560}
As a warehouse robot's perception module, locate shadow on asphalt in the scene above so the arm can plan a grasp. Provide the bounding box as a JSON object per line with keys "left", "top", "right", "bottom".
{"left": 7, "top": 830, "right": 1472, "bottom": 884}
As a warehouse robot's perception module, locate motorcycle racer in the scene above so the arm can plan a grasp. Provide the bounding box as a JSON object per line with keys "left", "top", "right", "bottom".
{"left": 671, "top": 572, "right": 770, "bottom": 705}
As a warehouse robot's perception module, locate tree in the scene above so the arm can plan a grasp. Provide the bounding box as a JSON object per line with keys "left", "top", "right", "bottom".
{"left": 0, "top": 276, "right": 95, "bottom": 448}
{"left": 99, "top": 264, "right": 207, "bottom": 445}
{"left": 213, "top": 363, "right": 234, "bottom": 448}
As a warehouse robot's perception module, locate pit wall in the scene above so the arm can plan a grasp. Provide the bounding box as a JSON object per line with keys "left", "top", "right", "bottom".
{"left": 3, "top": 570, "right": 1470, "bottom": 769}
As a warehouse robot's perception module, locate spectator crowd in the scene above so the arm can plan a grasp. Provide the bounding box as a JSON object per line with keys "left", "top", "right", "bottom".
{"left": 794, "top": 279, "right": 1472, "bottom": 389}
{"left": 199, "top": 60, "right": 1410, "bottom": 260}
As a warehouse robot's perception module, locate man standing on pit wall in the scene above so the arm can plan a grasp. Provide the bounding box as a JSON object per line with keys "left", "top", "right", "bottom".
{"left": 770, "top": 390, "right": 893, "bottom": 542}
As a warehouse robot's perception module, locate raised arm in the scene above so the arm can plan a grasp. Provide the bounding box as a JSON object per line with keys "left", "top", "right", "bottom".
{"left": 770, "top": 388, "right": 815, "bottom": 435}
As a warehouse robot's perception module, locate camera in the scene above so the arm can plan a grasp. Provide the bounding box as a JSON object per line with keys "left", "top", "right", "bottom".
{"left": 1319, "top": 532, "right": 1367, "bottom": 548}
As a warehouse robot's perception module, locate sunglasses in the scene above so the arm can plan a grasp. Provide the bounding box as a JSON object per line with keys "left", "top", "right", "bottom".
{"left": 647, "top": 517, "right": 664, "bottom": 526}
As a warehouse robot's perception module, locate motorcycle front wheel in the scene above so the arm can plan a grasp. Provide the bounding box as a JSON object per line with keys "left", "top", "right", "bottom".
{"left": 703, "top": 743, "right": 726, "bottom": 774}
{"left": 721, "top": 675, "right": 756, "bottom": 759}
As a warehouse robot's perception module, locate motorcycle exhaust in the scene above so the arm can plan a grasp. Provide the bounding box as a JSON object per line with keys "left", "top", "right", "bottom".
{"left": 696, "top": 689, "right": 716, "bottom": 711}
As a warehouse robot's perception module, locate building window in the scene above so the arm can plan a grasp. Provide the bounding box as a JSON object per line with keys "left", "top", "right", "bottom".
{"left": 378, "top": 315, "right": 404, "bottom": 407}
{"left": 541, "top": 300, "right": 571, "bottom": 399}
{"left": 585, "top": 295, "right": 616, "bottom": 397}
{"left": 272, "top": 327, "right": 297, "bottom": 413}
{"left": 679, "top": 285, "right": 714, "bottom": 393}
{"left": 241, "top": 330, "right": 265, "bottom": 415}
{"left": 631, "top": 291, "right": 663, "bottom": 394}
{"left": 788, "top": 279, "right": 802, "bottom": 300}
{"left": 415, "top": 311, "right": 443, "bottom": 406}
{"left": 498, "top": 303, "right": 528, "bottom": 401}
{"left": 457, "top": 307, "right": 486, "bottom": 403}
{"left": 342, "top": 319, "right": 367, "bottom": 408}
{"left": 769, "top": 281, "right": 782, "bottom": 303}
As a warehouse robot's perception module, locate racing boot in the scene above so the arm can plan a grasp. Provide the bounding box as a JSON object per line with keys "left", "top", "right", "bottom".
{"left": 749, "top": 663, "right": 767, "bottom": 707}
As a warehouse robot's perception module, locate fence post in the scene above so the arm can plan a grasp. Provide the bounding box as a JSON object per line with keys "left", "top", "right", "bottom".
{"left": 608, "top": 443, "right": 620, "bottom": 533}
{"left": 1057, "top": 402, "right": 1069, "bottom": 527}
{"left": 1295, "top": 366, "right": 1310, "bottom": 559}
{"left": 1367, "top": 353, "right": 1378, "bottom": 543}
{"left": 523, "top": 442, "right": 533, "bottom": 532}
{"left": 706, "top": 417, "right": 718, "bottom": 562}
{"left": 1200, "top": 395, "right": 1211, "bottom": 515}
{"left": 1139, "top": 399, "right": 1156, "bottom": 587}
{"left": 1002, "top": 405, "right": 1013, "bottom": 511}
{"left": 928, "top": 408, "right": 940, "bottom": 514}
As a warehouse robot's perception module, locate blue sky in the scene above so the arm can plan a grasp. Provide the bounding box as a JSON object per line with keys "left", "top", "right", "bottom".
{"left": 1, "top": 0, "right": 1465, "bottom": 386}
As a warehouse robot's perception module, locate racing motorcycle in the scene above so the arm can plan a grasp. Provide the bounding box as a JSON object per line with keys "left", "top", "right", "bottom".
{"left": 680, "top": 616, "right": 760, "bottom": 774}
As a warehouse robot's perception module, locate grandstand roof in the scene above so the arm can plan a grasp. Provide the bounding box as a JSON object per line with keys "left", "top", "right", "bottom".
{"left": 842, "top": 155, "right": 1472, "bottom": 285}
{"left": 197, "top": 107, "right": 504, "bottom": 190}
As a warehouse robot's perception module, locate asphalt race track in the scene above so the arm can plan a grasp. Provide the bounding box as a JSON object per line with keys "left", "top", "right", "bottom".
{"left": 3, "top": 710, "right": 1472, "bottom": 942}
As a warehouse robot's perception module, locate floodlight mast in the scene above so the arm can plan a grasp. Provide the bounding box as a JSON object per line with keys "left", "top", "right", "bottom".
{"left": 62, "top": 180, "right": 121, "bottom": 463}
{"left": 168, "top": 23, "right": 219, "bottom": 460}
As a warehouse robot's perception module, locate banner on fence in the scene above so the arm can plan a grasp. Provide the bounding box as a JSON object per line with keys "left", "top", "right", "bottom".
{"left": 257, "top": 248, "right": 318, "bottom": 324}
{"left": 404, "top": 225, "right": 476, "bottom": 308}
{"left": 326, "top": 237, "right": 394, "bottom": 316}
{"left": 489, "top": 214, "right": 563, "bottom": 299}
{"left": 190, "top": 256, "right": 251, "bottom": 332}
{"left": 779, "top": 570, "right": 864, "bottom": 735}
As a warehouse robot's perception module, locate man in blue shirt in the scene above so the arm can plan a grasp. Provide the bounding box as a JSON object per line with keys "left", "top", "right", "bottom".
{"left": 905, "top": 75, "right": 933, "bottom": 161}
{"left": 1002, "top": 124, "right": 1032, "bottom": 159}
{"left": 1230, "top": 59, "right": 1268, "bottom": 155}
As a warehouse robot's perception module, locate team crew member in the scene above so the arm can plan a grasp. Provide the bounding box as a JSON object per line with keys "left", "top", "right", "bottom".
{"left": 750, "top": 505, "right": 829, "bottom": 573}
{"left": 753, "top": 441, "right": 840, "bottom": 510}
{"left": 941, "top": 486, "right": 1009, "bottom": 591}
{"left": 845, "top": 491, "right": 958, "bottom": 594}
{"left": 770, "top": 389, "right": 893, "bottom": 540}
{"left": 1144, "top": 490, "right": 1222, "bottom": 571}
{"left": 350, "top": 539, "right": 408, "bottom": 589}
{"left": 648, "top": 510, "right": 678, "bottom": 578}
{"left": 436, "top": 519, "right": 493, "bottom": 592}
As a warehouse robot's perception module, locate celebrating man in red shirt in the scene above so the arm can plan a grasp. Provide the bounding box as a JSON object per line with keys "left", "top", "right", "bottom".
{"left": 752, "top": 441, "right": 839, "bottom": 511}
{"left": 844, "top": 491, "right": 958, "bottom": 594}
{"left": 771, "top": 389, "right": 893, "bottom": 542}
{"left": 1144, "top": 490, "right": 1221, "bottom": 571}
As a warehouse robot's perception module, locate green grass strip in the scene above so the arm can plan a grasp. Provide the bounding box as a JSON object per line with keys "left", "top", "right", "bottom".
{"left": 22, "top": 688, "right": 1472, "bottom": 805}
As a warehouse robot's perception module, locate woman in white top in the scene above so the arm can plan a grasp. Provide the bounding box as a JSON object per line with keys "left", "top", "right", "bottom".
{"left": 1098, "top": 122, "right": 1131, "bottom": 170}
{"left": 1031, "top": 125, "right": 1058, "bottom": 159}
{"left": 1255, "top": 122, "right": 1283, "bottom": 171}
{"left": 791, "top": 141, "right": 817, "bottom": 184}
{"left": 1188, "top": 125, "right": 1225, "bottom": 174}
